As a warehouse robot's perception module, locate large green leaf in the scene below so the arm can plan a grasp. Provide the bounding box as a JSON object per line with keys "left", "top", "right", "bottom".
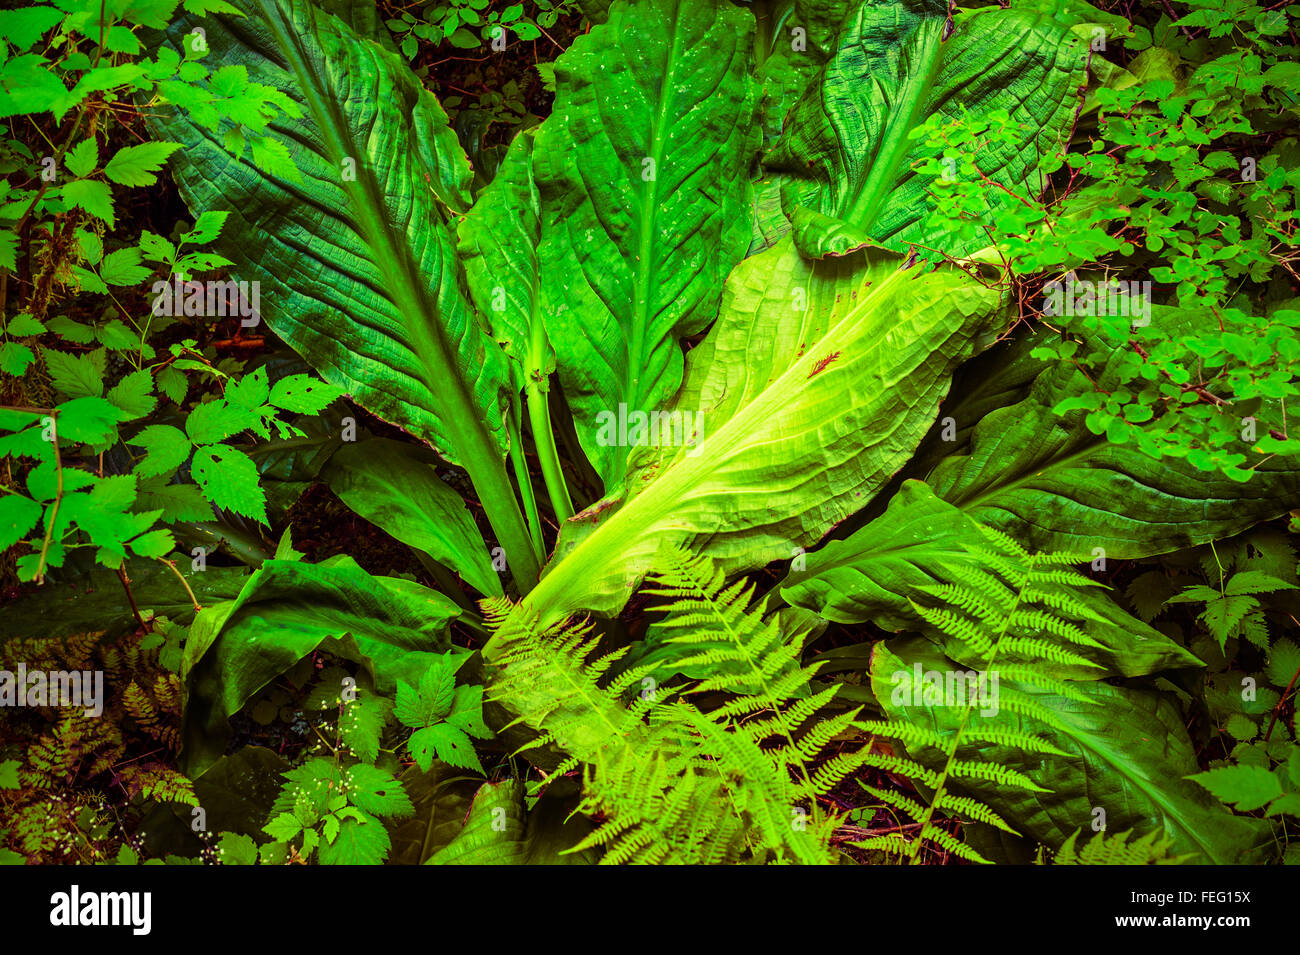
{"left": 534, "top": 0, "right": 760, "bottom": 488}
{"left": 150, "top": 0, "right": 538, "bottom": 585}
{"left": 385, "top": 764, "right": 484, "bottom": 865}
{"left": 458, "top": 130, "right": 546, "bottom": 395}
{"left": 871, "top": 637, "right": 1274, "bottom": 863}
{"left": 457, "top": 131, "right": 573, "bottom": 522}
{"left": 500, "top": 238, "right": 1001, "bottom": 630}
{"left": 768, "top": 0, "right": 1107, "bottom": 257}
{"left": 782, "top": 480, "right": 1203, "bottom": 678}
{"left": 756, "top": 0, "right": 856, "bottom": 143}
{"left": 181, "top": 556, "right": 459, "bottom": 775}
{"left": 926, "top": 340, "right": 1300, "bottom": 558}
{"left": 426, "top": 778, "right": 595, "bottom": 865}
{"left": 749, "top": 0, "right": 857, "bottom": 252}
{"left": 322, "top": 438, "right": 500, "bottom": 597}
{"left": 0, "top": 559, "right": 249, "bottom": 640}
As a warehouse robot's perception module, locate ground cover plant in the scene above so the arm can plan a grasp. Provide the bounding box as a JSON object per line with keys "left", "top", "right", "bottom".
{"left": 0, "top": 0, "right": 1298, "bottom": 866}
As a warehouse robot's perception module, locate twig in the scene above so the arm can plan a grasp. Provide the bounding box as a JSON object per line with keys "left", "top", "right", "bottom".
{"left": 1264, "top": 616, "right": 1300, "bottom": 742}
{"left": 116, "top": 564, "right": 149, "bottom": 632}
{"left": 156, "top": 557, "right": 201, "bottom": 612}
{"left": 33, "top": 410, "right": 62, "bottom": 585}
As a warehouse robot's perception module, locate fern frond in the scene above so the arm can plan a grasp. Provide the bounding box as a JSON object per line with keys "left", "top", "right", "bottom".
{"left": 920, "top": 823, "right": 989, "bottom": 863}
{"left": 996, "top": 637, "right": 1102, "bottom": 669}
{"left": 483, "top": 547, "right": 877, "bottom": 864}
{"left": 1052, "top": 827, "right": 1190, "bottom": 865}
{"left": 1007, "top": 609, "right": 1105, "bottom": 648}
{"left": 950, "top": 759, "right": 1051, "bottom": 792}
{"left": 932, "top": 791, "right": 1016, "bottom": 832}
{"left": 910, "top": 603, "right": 994, "bottom": 655}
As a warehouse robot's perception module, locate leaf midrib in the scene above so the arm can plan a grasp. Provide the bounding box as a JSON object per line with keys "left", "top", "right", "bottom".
{"left": 843, "top": 17, "right": 948, "bottom": 236}
{"left": 627, "top": 0, "right": 686, "bottom": 413}
{"left": 261, "top": 2, "right": 477, "bottom": 439}
{"left": 253, "top": 0, "right": 538, "bottom": 586}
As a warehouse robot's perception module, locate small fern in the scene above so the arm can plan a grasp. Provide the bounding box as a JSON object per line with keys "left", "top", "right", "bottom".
{"left": 855, "top": 526, "right": 1103, "bottom": 864}
{"left": 484, "top": 547, "right": 875, "bottom": 864}
{"left": 1050, "top": 827, "right": 1189, "bottom": 865}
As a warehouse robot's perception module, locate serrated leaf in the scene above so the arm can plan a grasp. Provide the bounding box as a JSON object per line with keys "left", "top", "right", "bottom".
{"left": 104, "top": 141, "right": 181, "bottom": 186}
{"left": 394, "top": 659, "right": 456, "bottom": 730}
{"left": 267, "top": 373, "right": 341, "bottom": 413}
{"left": 1225, "top": 570, "right": 1298, "bottom": 597}
{"left": 5, "top": 313, "right": 45, "bottom": 336}
{"left": 1202, "top": 595, "right": 1257, "bottom": 648}
{"left": 339, "top": 693, "right": 390, "bottom": 763}
{"left": 225, "top": 366, "right": 270, "bottom": 412}
{"left": 136, "top": 480, "right": 212, "bottom": 523}
{"left": 1190, "top": 764, "right": 1284, "bottom": 812}
{"left": 446, "top": 684, "right": 491, "bottom": 740}
{"left": 64, "top": 137, "right": 99, "bottom": 178}
{"left": 0, "top": 342, "right": 35, "bottom": 376}
{"left": 215, "top": 831, "right": 256, "bottom": 865}
{"left": 0, "top": 759, "right": 21, "bottom": 788}
{"left": 1266, "top": 639, "right": 1300, "bottom": 689}
{"left": 156, "top": 366, "right": 188, "bottom": 404}
{"left": 316, "top": 810, "right": 389, "bottom": 865}
{"left": 46, "top": 315, "right": 96, "bottom": 344}
{"left": 1125, "top": 571, "right": 1176, "bottom": 623}
{"left": 185, "top": 397, "right": 261, "bottom": 445}
{"left": 420, "top": 722, "right": 483, "bottom": 773}
{"left": 1224, "top": 713, "right": 1259, "bottom": 742}
{"left": 0, "top": 494, "right": 42, "bottom": 552}
{"left": 57, "top": 395, "right": 126, "bottom": 444}
{"left": 100, "top": 247, "right": 152, "bottom": 286}
{"left": 343, "top": 764, "right": 414, "bottom": 819}
{"left": 190, "top": 443, "right": 268, "bottom": 524}
{"left": 44, "top": 348, "right": 104, "bottom": 399}
{"left": 106, "top": 368, "right": 157, "bottom": 420}
{"left": 105, "top": 24, "right": 142, "bottom": 54}
{"left": 128, "top": 424, "right": 192, "bottom": 478}
{"left": 262, "top": 811, "right": 301, "bottom": 841}
{"left": 183, "top": 210, "right": 229, "bottom": 244}
{"left": 61, "top": 178, "right": 115, "bottom": 226}
{"left": 129, "top": 528, "right": 175, "bottom": 558}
